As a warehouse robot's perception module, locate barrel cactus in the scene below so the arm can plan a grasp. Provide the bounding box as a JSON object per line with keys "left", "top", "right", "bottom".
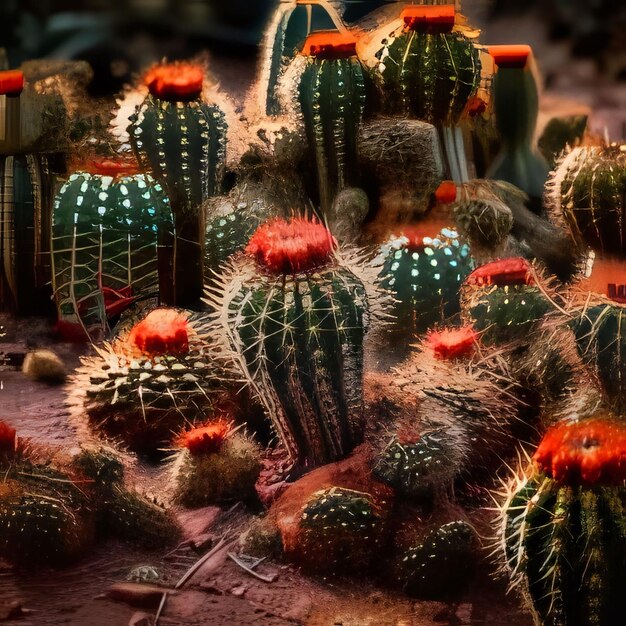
{"left": 499, "top": 416, "right": 626, "bottom": 626}
{"left": 72, "top": 307, "right": 222, "bottom": 453}
{"left": 128, "top": 61, "right": 228, "bottom": 306}
{"left": 51, "top": 157, "right": 175, "bottom": 341}
{"left": 296, "top": 31, "right": 366, "bottom": 216}
{"left": 207, "top": 217, "right": 386, "bottom": 471}
{"left": 377, "top": 224, "right": 475, "bottom": 334}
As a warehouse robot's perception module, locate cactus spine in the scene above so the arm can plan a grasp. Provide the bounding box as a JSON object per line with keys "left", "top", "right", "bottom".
{"left": 128, "top": 62, "right": 228, "bottom": 306}
{"left": 297, "top": 32, "right": 366, "bottom": 216}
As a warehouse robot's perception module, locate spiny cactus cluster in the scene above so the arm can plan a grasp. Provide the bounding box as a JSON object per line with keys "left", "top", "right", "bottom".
{"left": 500, "top": 417, "right": 626, "bottom": 626}
{"left": 208, "top": 217, "right": 385, "bottom": 471}
{"left": 73, "top": 307, "right": 222, "bottom": 453}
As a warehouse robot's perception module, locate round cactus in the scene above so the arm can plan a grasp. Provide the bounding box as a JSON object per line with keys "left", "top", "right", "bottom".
{"left": 378, "top": 224, "right": 475, "bottom": 334}
{"left": 296, "top": 31, "right": 366, "bottom": 216}
{"left": 500, "top": 416, "right": 626, "bottom": 626}
{"left": 208, "top": 217, "right": 385, "bottom": 470}
{"left": 73, "top": 307, "right": 222, "bottom": 453}
{"left": 372, "top": 5, "right": 481, "bottom": 126}
{"left": 51, "top": 157, "right": 175, "bottom": 340}
{"left": 128, "top": 61, "right": 228, "bottom": 306}
{"left": 549, "top": 144, "right": 626, "bottom": 257}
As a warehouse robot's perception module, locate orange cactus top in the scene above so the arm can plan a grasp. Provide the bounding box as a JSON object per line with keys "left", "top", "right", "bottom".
{"left": 465, "top": 257, "right": 534, "bottom": 287}
{"left": 0, "top": 70, "right": 24, "bottom": 96}
{"left": 401, "top": 5, "right": 456, "bottom": 33}
{"left": 0, "top": 421, "right": 16, "bottom": 456}
{"left": 145, "top": 63, "right": 204, "bottom": 102}
{"left": 127, "top": 309, "right": 190, "bottom": 357}
{"left": 79, "top": 157, "right": 141, "bottom": 178}
{"left": 488, "top": 45, "right": 532, "bottom": 69}
{"left": 178, "top": 420, "right": 232, "bottom": 456}
{"left": 425, "top": 326, "right": 478, "bottom": 361}
{"left": 301, "top": 31, "right": 358, "bottom": 59}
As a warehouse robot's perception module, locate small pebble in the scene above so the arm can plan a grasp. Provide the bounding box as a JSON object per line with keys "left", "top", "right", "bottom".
{"left": 22, "top": 349, "right": 66, "bottom": 384}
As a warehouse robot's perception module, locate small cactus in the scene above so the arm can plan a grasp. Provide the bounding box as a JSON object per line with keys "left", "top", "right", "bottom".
{"left": 296, "top": 31, "right": 366, "bottom": 216}
{"left": 499, "top": 416, "right": 626, "bottom": 626}
{"left": 208, "top": 217, "right": 385, "bottom": 470}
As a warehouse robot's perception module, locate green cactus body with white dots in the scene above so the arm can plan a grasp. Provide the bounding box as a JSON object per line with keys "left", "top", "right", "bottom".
{"left": 298, "top": 54, "right": 366, "bottom": 216}
{"left": 379, "top": 228, "right": 474, "bottom": 333}
{"left": 221, "top": 261, "right": 368, "bottom": 469}
{"left": 503, "top": 475, "right": 626, "bottom": 626}
{"left": 51, "top": 172, "right": 174, "bottom": 339}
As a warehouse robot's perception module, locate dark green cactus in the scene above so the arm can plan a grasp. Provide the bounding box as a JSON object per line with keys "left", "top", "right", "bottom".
{"left": 297, "top": 32, "right": 366, "bottom": 216}
{"left": 128, "top": 63, "right": 228, "bottom": 306}
{"left": 51, "top": 164, "right": 174, "bottom": 340}
{"left": 550, "top": 145, "right": 626, "bottom": 256}
{"left": 401, "top": 521, "right": 477, "bottom": 599}
{"left": 209, "top": 218, "right": 380, "bottom": 470}
{"left": 378, "top": 226, "right": 475, "bottom": 333}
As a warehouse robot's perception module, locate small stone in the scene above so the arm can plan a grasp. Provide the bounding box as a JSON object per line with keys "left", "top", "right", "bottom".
{"left": 22, "top": 349, "right": 66, "bottom": 383}
{"left": 231, "top": 586, "right": 247, "bottom": 598}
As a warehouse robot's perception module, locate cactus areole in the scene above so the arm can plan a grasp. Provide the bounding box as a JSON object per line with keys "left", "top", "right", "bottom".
{"left": 145, "top": 63, "right": 204, "bottom": 102}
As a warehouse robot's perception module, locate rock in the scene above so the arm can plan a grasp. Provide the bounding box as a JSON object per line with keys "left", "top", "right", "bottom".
{"left": 128, "top": 611, "right": 154, "bottom": 626}
{"left": 22, "top": 349, "right": 66, "bottom": 383}
{"left": 231, "top": 585, "right": 247, "bottom": 598}
{"left": 107, "top": 582, "right": 171, "bottom": 608}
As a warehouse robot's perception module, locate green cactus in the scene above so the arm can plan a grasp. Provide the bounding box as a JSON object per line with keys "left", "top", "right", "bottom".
{"left": 208, "top": 218, "right": 381, "bottom": 470}
{"left": 378, "top": 226, "right": 475, "bottom": 334}
{"left": 550, "top": 145, "right": 626, "bottom": 256}
{"left": 128, "top": 65, "right": 228, "bottom": 306}
{"left": 51, "top": 165, "right": 174, "bottom": 340}
{"left": 297, "top": 33, "right": 366, "bottom": 216}
{"left": 401, "top": 521, "right": 477, "bottom": 599}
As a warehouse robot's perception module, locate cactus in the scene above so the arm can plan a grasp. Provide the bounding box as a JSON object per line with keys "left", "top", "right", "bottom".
{"left": 208, "top": 217, "right": 384, "bottom": 471}
{"left": 378, "top": 224, "right": 475, "bottom": 334}
{"left": 296, "top": 31, "right": 366, "bottom": 216}
{"left": 72, "top": 307, "right": 222, "bottom": 453}
{"left": 486, "top": 46, "right": 550, "bottom": 208}
{"left": 401, "top": 520, "right": 477, "bottom": 599}
{"left": 548, "top": 144, "right": 626, "bottom": 257}
{"left": 128, "top": 62, "right": 228, "bottom": 306}
{"left": 172, "top": 420, "right": 261, "bottom": 507}
{"left": 500, "top": 416, "right": 626, "bottom": 626}
{"left": 51, "top": 158, "right": 175, "bottom": 341}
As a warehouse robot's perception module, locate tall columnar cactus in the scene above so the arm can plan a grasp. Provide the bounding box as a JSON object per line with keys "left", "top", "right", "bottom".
{"left": 377, "top": 224, "right": 475, "bottom": 334}
{"left": 486, "top": 46, "right": 550, "bottom": 210}
{"left": 51, "top": 158, "right": 175, "bottom": 341}
{"left": 500, "top": 417, "right": 626, "bottom": 626}
{"left": 128, "top": 62, "right": 228, "bottom": 306}
{"left": 548, "top": 144, "right": 626, "bottom": 258}
{"left": 208, "top": 217, "right": 384, "bottom": 471}
{"left": 297, "top": 31, "right": 366, "bottom": 216}
{"left": 72, "top": 308, "right": 222, "bottom": 453}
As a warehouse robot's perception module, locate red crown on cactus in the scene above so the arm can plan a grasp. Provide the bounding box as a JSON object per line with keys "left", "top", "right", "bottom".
{"left": 245, "top": 218, "right": 337, "bottom": 275}
{"left": 78, "top": 157, "right": 141, "bottom": 178}
{"left": 426, "top": 326, "right": 478, "bottom": 361}
{"left": 397, "top": 221, "right": 452, "bottom": 253}
{"left": 301, "top": 31, "right": 358, "bottom": 59}
{"left": 402, "top": 5, "right": 456, "bottom": 33}
{"left": 534, "top": 418, "right": 626, "bottom": 486}
{"left": 178, "top": 420, "right": 232, "bottom": 456}
{"left": 434, "top": 181, "right": 457, "bottom": 205}
{"left": 145, "top": 63, "right": 204, "bottom": 102}
{"left": 489, "top": 45, "right": 532, "bottom": 69}
{"left": 127, "top": 309, "right": 190, "bottom": 357}
{"left": 0, "top": 70, "right": 24, "bottom": 96}
{"left": 465, "top": 257, "right": 534, "bottom": 287}
{"left": 0, "top": 421, "right": 17, "bottom": 456}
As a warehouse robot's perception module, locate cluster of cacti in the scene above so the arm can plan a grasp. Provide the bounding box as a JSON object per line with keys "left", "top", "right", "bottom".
{"left": 500, "top": 416, "right": 626, "bottom": 626}
{"left": 128, "top": 62, "right": 228, "bottom": 306}
{"left": 208, "top": 217, "right": 385, "bottom": 471}
{"left": 51, "top": 158, "right": 175, "bottom": 340}
{"left": 0, "top": 426, "right": 178, "bottom": 566}
{"left": 296, "top": 31, "right": 366, "bottom": 216}
{"left": 172, "top": 419, "right": 261, "bottom": 507}
{"left": 72, "top": 307, "right": 222, "bottom": 453}
{"left": 377, "top": 224, "right": 475, "bottom": 334}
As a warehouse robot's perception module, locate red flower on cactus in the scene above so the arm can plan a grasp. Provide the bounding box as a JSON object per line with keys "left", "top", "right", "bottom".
{"left": 534, "top": 418, "right": 626, "bottom": 486}
{"left": 434, "top": 181, "right": 457, "bottom": 205}
{"left": 145, "top": 63, "right": 204, "bottom": 102}
{"left": 426, "top": 326, "right": 477, "bottom": 361}
{"left": 465, "top": 257, "right": 534, "bottom": 287}
{"left": 79, "top": 157, "right": 141, "bottom": 178}
{"left": 397, "top": 221, "right": 451, "bottom": 253}
{"left": 402, "top": 5, "right": 455, "bottom": 32}
{"left": 245, "top": 218, "right": 337, "bottom": 275}
{"left": 127, "top": 309, "right": 190, "bottom": 357}
{"left": 0, "top": 421, "right": 16, "bottom": 455}
{"left": 301, "top": 31, "right": 358, "bottom": 59}
{"left": 0, "top": 70, "right": 24, "bottom": 96}
{"left": 178, "top": 420, "right": 232, "bottom": 456}
{"left": 489, "top": 45, "right": 532, "bottom": 69}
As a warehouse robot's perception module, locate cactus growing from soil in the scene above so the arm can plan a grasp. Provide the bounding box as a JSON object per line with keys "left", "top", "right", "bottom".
{"left": 297, "top": 31, "right": 366, "bottom": 216}
{"left": 208, "top": 217, "right": 385, "bottom": 471}
{"left": 377, "top": 224, "right": 475, "bottom": 334}
{"left": 172, "top": 420, "right": 261, "bottom": 507}
{"left": 499, "top": 416, "right": 626, "bottom": 626}
{"left": 72, "top": 307, "right": 222, "bottom": 453}
{"left": 51, "top": 158, "right": 175, "bottom": 340}
{"left": 128, "top": 62, "right": 228, "bottom": 306}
